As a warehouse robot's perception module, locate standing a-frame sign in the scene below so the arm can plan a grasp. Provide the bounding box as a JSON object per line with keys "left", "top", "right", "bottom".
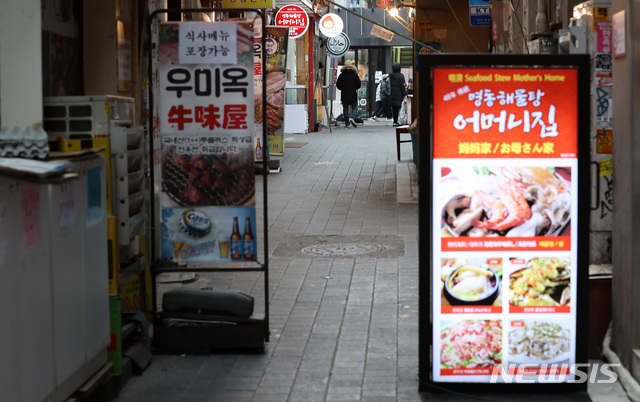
{"left": 147, "top": 7, "right": 270, "bottom": 351}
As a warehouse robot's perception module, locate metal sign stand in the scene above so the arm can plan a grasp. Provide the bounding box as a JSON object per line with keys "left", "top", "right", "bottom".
{"left": 146, "top": 8, "right": 270, "bottom": 352}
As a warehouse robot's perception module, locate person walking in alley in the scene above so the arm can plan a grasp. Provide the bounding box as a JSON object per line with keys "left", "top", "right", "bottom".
{"left": 336, "top": 60, "right": 361, "bottom": 128}
{"left": 389, "top": 62, "right": 407, "bottom": 127}
{"left": 372, "top": 74, "right": 391, "bottom": 121}
{"left": 372, "top": 76, "right": 383, "bottom": 120}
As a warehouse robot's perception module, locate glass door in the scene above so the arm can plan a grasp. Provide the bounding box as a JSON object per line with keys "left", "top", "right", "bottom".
{"left": 356, "top": 49, "right": 369, "bottom": 119}
{"left": 367, "top": 47, "right": 387, "bottom": 119}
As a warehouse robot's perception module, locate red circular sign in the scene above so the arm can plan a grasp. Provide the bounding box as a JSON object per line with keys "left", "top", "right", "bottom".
{"left": 275, "top": 4, "right": 309, "bottom": 39}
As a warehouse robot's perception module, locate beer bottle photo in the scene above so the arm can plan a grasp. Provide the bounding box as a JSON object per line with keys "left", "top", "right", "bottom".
{"left": 255, "top": 138, "right": 263, "bottom": 161}
{"left": 243, "top": 216, "right": 255, "bottom": 260}
{"left": 230, "top": 216, "right": 243, "bottom": 260}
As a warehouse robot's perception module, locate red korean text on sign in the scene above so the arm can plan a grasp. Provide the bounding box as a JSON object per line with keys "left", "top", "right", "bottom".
{"left": 168, "top": 104, "right": 248, "bottom": 131}
{"left": 432, "top": 68, "right": 578, "bottom": 159}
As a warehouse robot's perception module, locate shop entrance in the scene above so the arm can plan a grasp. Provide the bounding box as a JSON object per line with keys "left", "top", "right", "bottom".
{"left": 340, "top": 48, "right": 388, "bottom": 119}
{"left": 363, "top": 47, "right": 387, "bottom": 119}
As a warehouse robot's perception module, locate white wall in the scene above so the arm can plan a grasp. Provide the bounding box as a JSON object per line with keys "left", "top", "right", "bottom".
{"left": 0, "top": 0, "right": 43, "bottom": 131}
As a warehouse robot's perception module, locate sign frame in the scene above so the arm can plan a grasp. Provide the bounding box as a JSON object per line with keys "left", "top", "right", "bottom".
{"left": 417, "top": 54, "right": 590, "bottom": 393}
{"left": 147, "top": 7, "right": 271, "bottom": 344}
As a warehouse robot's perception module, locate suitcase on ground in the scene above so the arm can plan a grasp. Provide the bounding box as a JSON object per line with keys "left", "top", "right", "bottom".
{"left": 153, "top": 288, "right": 266, "bottom": 354}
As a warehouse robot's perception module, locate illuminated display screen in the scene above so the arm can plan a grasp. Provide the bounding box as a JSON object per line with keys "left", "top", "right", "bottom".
{"left": 431, "top": 67, "right": 580, "bottom": 383}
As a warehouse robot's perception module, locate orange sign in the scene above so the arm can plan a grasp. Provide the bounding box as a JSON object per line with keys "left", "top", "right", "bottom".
{"left": 433, "top": 68, "right": 578, "bottom": 159}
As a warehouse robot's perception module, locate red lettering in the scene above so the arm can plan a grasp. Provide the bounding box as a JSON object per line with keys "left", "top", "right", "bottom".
{"left": 168, "top": 105, "right": 193, "bottom": 130}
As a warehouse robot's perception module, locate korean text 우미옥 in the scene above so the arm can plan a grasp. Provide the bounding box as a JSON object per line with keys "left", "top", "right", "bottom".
{"left": 165, "top": 67, "right": 249, "bottom": 98}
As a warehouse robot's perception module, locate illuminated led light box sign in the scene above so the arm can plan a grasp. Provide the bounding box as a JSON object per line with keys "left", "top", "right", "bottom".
{"left": 275, "top": 4, "right": 309, "bottom": 39}
{"left": 417, "top": 54, "right": 591, "bottom": 394}
{"left": 319, "top": 13, "right": 343, "bottom": 38}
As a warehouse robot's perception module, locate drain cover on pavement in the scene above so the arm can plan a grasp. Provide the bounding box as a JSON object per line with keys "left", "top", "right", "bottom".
{"left": 273, "top": 235, "right": 405, "bottom": 258}
{"left": 302, "top": 243, "right": 387, "bottom": 256}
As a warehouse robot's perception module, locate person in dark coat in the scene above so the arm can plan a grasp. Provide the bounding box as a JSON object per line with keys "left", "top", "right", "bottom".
{"left": 388, "top": 62, "right": 407, "bottom": 126}
{"left": 336, "top": 60, "right": 361, "bottom": 128}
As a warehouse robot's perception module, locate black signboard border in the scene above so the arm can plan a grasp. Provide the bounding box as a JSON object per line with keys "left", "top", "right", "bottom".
{"left": 417, "top": 54, "right": 591, "bottom": 394}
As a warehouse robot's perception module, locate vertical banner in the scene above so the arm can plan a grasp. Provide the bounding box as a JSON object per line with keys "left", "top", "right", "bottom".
{"left": 253, "top": 18, "right": 266, "bottom": 162}
{"left": 264, "top": 26, "right": 288, "bottom": 156}
{"left": 117, "top": 20, "right": 133, "bottom": 92}
{"left": 419, "top": 55, "right": 589, "bottom": 390}
{"left": 155, "top": 21, "right": 257, "bottom": 263}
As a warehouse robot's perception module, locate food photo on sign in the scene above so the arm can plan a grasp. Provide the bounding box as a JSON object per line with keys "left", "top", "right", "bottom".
{"left": 440, "top": 319, "right": 502, "bottom": 371}
{"left": 440, "top": 257, "right": 502, "bottom": 309}
{"left": 440, "top": 166, "right": 572, "bottom": 238}
{"left": 507, "top": 319, "right": 571, "bottom": 366}
{"left": 508, "top": 256, "right": 571, "bottom": 309}
{"left": 161, "top": 142, "right": 255, "bottom": 207}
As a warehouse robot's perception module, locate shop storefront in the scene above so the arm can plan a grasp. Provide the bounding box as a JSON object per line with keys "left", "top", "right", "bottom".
{"left": 329, "top": 8, "right": 411, "bottom": 121}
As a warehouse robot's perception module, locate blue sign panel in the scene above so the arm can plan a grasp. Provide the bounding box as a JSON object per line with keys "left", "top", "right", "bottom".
{"left": 469, "top": 0, "right": 491, "bottom": 27}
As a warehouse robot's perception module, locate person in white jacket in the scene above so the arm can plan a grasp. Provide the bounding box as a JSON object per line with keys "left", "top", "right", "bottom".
{"left": 372, "top": 74, "right": 391, "bottom": 121}
{"left": 372, "top": 76, "right": 383, "bottom": 118}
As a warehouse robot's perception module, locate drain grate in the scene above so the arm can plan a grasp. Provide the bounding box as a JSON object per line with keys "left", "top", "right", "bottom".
{"left": 301, "top": 242, "right": 387, "bottom": 257}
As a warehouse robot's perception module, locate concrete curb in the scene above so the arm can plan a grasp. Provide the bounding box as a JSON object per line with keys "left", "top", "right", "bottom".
{"left": 603, "top": 322, "right": 640, "bottom": 402}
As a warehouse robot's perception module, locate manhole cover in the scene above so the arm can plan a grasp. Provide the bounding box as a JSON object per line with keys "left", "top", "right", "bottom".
{"left": 273, "top": 235, "right": 405, "bottom": 258}
{"left": 301, "top": 242, "right": 387, "bottom": 257}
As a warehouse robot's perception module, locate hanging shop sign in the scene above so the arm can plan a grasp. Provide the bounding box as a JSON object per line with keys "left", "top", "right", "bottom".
{"left": 319, "top": 13, "right": 343, "bottom": 38}
{"left": 326, "top": 32, "right": 349, "bottom": 58}
{"left": 275, "top": 4, "right": 309, "bottom": 39}
{"left": 469, "top": 0, "right": 491, "bottom": 27}
{"left": 370, "top": 24, "right": 394, "bottom": 42}
{"left": 155, "top": 21, "right": 257, "bottom": 263}
{"left": 418, "top": 54, "right": 590, "bottom": 391}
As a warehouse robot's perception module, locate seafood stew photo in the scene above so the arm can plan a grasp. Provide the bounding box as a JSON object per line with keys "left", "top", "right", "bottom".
{"left": 441, "top": 166, "right": 571, "bottom": 238}
{"left": 509, "top": 257, "right": 571, "bottom": 307}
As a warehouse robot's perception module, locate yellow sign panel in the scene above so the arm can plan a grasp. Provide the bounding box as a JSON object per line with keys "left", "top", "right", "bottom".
{"left": 593, "top": 6, "right": 609, "bottom": 31}
{"left": 600, "top": 158, "right": 613, "bottom": 177}
{"left": 594, "top": 6, "right": 609, "bottom": 20}
{"left": 221, "top": 0, "right": 274, "bottom": 8}
{"left": 418, "top": 21, "right": 433, "bottom": 33}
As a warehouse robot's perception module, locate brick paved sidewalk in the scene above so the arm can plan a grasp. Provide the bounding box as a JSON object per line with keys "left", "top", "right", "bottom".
{"left": 113, "top": 124, "right": 628, "bottom": 402}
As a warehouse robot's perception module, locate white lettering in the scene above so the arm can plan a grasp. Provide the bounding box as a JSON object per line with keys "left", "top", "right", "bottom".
{"left": 599, "top": 364, "right": 620, "bottom": 384}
